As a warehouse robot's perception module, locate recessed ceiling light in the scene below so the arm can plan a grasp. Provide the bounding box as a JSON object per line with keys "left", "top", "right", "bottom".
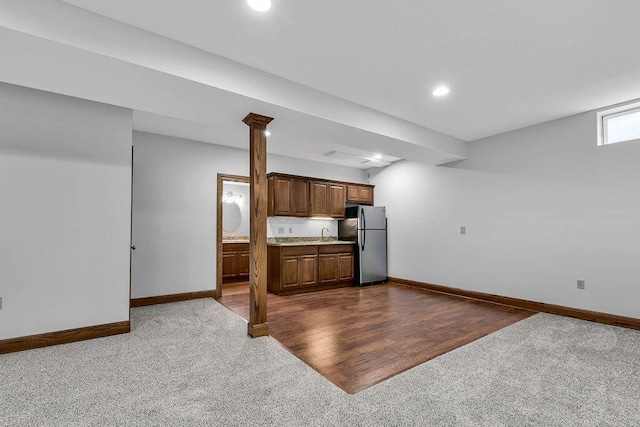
{"left": 432, "top": 86, "right": 450, "bottom": 97}
{"left": 247, "top": 0, "right": 271, "bottom": 12}
{"left": 372, "top": 153, "right": 383, "bottom": 159}
{"left": 264, "top": 130, "right": 271, "bottom": 136}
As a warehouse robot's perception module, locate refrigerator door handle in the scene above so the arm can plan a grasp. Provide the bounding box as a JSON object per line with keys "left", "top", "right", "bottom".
{"left": 361, "top": 209, "right": 366, "bottom": 251}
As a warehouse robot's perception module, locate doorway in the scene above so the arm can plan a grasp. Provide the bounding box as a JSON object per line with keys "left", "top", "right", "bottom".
{"left": 215, "top": 174, "right": 250, "bottom": 298}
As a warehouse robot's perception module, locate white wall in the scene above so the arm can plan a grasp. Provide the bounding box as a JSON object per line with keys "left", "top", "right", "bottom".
{"left": 267, "top": 217, "right": 337, "bottom": 239}
{"left": 132, "top": 132, "right": 364, "bottom": 298}
{"left": 370, "top": 110, "right": 640, "bottom": 318}
{"left": 0, "top": 83, "right": 132, "bottom": 340}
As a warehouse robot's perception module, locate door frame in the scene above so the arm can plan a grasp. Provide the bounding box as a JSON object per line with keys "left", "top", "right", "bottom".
{"left": 129, "top": 145, "right": 134, "bottom": 312}
{"left": 215, "top": 173, "right": 250, "bottom": 298}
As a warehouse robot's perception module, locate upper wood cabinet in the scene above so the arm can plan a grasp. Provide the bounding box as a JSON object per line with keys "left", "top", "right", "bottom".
{"left": 310, "top": 182, "right": 345, "bottom": 218}
{"left": 291, "top": 179, "right": 310, "bottom": 216}
{"left": 329, "top": 184, "right": 346, "bottom": 217}
{"left": 268, "top": 175, "right": 309, "bottom": 217}
{"left": 346, "top": 184, "right": 374, "bottom": 205}
{"left": 268, "top": 173, "right": 371, "bottom": 217}
{"left": 309, "top": 181, "right": 328, "bottom": 217}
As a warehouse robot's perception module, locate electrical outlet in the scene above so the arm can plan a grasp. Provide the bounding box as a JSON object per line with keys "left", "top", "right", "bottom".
{"left": 288, "top": 227, "right": 293, "bottom": 234}
{"left": 577, "top": 280, "right": 585, "bottom": 290}
{"left": 460, "top": 226, "right": 466, "bottom": 235}
{"left": 0, "top": 296, "right": 3, "bottom": 310}
{"left": 277, "top": 227, "right": 284, "bottom": 234}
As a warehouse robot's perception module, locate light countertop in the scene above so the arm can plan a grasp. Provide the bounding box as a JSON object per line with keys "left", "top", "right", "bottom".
{"left": 267, "top": 240, "right": 355, "bottom": 247}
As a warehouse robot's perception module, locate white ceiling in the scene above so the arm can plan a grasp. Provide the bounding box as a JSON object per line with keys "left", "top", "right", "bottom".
{"left": 0, "top": 0, "right": 467, "bottom": 169}
{"left": 60, "top": 0, "right": 640, "bottom": 141}
{"left": 3, "top": 0, "right": 640, "bottom": 171}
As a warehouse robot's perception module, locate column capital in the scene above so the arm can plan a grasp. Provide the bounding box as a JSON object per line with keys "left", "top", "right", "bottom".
{"left": 242, "top": 112, "right": 274, "bottom": 127}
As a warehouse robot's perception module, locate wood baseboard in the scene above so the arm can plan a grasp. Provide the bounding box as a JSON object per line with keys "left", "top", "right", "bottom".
{"left": 0, "top": 321, "right": 130, "bottom": 355}
{"left": 271, "top": 281, "right": 353, "bottom": 296}
{"left": 389, "top": 277, "right": 640, "bottom": 331}
{"left": 131, "top": 290, "right": 217, "bottom": 307}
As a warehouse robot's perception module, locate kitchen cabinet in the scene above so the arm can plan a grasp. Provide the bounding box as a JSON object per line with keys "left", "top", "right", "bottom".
{"left": 338, "top": 253, "right": 354, "bottom": 281}
{"left": 267, "top": 173, "right": 370, "bottom": 218}
{"left": 268, "top": 175, "right": 309, "bottom": 217}
{"left": 319, "top": 245, "right": 354, "bottom": 283}
{"left": 346, "top": 184, "right": 374, "bottom": 205}
{"left": 267, "top": 243, "right": 354, "bottom": 295}
{"left": 310, "top": 182, "right": 346, "bottom": 218}
{"left": 319, "top": 254, "right": 339, "bottom": 283}
{"left": 222, "top": 242, "right": 250, "bottom": 283}
{"left": 269, "top": 245, "right": 318, "bottom": 292}
{"left": 280, "top": 254, "right": 318, "bottom": 289}
{"left": 329, "top": 184, "right": 346, "bottom": 217}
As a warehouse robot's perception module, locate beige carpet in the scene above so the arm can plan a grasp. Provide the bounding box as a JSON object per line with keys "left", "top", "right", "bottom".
{"left": 1, "top": 298, "right": 639, "bottom": 426}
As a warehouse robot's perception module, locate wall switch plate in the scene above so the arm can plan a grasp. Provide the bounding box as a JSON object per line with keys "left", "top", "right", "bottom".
{"left": 289, "top": 227, "right": 293, "bottom": 234}
{"left": 277, "top": 227, "right": 284, "bottom": 234}
{"left": 460, "top": 226, "right": 466, "bottom": 235}
{"left": 577, "top": 280, "right": 585, "bottom": 290}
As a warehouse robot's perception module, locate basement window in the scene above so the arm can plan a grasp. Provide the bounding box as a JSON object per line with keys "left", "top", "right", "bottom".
{"left": 598, "top": 102, "right": 640, "bottom": 146}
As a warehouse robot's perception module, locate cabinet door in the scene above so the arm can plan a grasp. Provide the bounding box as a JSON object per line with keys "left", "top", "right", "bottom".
{"left": 222, "top": 253, "right": 237, "bottom": 278}
{"left": 238, "top": 251, "right": 250, "bottom": 276}
{"left": 347, "top": 185, "right": 360, "bottom": 202}
{"left": 281, "top": 256, "right": 300, "bottom": 289}
{"left": 359, "top": 187, "right": 373, "bottom": 205}
{"left": 329, "top": 184, "right": 346, "bottom": 218}
{"left": 338, "top": 253, "right": 354, "bottom": 281}
{"left": 272, "top": 176, "right": 293, "bottom": 216}
{"left": 347, "top": 184, "right": 374, "bottom": 205}
{"left": 318, "top": 254, "right": 339, "bottom": 283}
{"left": 291, "top": 179, "right": 310, "bottom": 217}
{"left": 309, "top": 182, "right": 329, "bottom": 216}
{"left": 300, "top": 255, "right": 318, "bottom": 286}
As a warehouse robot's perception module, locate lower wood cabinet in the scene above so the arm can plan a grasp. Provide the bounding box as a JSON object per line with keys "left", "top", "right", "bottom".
{"left": 319, "top": 254, "right": 339, "bottom": 284}
{"left": 222, "top": 242, "right": 250, "bottom": 283}
{"left": 338, "top": 253, "right": 354, "bottom": 281}
{"left": 268, "top": 244, "right": 355, "bottom": 295}
{"left": 281, "top": 254, "right": 318, "bottom": 288}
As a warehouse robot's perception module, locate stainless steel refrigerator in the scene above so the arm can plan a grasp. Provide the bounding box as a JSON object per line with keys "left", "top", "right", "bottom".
{"left": 338, "top": 206, "right": 388, "bottom": 286}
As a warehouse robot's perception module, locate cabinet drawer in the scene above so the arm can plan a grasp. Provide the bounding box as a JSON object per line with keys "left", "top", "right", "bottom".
{"left": 223, "top": 242, "right": 249, "bottom": 252}
{"left": 319, "top": 244, "right": 354, "bottom": 254}
{"left": 280, "top": 245, "right": 319, "bottom": 256}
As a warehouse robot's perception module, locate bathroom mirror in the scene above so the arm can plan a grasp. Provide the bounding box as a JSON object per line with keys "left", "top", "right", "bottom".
{"left": 222, "top": 202, "right": 242, "bottom": 232}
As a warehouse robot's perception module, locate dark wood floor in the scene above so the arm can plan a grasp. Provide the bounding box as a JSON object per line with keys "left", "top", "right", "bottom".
{"left": 217, "top": 281, "right": 535, "bottom": 394}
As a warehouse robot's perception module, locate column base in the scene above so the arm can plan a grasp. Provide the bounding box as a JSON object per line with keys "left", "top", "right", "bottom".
{"left": 247, "top": 322, "right": 270, "bottom": 338}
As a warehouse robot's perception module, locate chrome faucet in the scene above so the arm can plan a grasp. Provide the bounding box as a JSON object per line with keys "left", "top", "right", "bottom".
{"left": 321, "top": 227, "right": 330, "bottom": 238}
